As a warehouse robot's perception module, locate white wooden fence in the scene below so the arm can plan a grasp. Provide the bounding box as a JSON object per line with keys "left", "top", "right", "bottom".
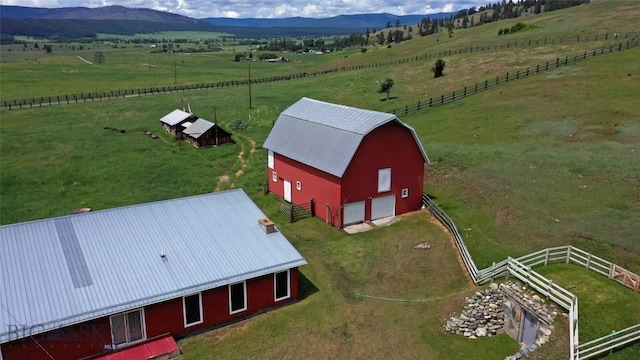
{"left": 422, "top": 194, "right": 640, "bottom": 359}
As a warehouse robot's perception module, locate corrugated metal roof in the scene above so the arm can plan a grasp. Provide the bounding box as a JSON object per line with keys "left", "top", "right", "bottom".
{"left": 160, "top": 109, "right": 192, "bottom": 126}
{"left": 263, "top": 98, "right": 429, "bottom": 177}
{"left": 0, "top": 189, "right": 306, "bottom": 343}
{"left": 183, "top": 118, "right": 214, "bottom": 139}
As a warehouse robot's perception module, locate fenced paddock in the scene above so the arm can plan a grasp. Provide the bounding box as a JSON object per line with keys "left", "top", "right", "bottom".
{"left": 2, "top": 32, "right": 638, "bottom": 111}
{"left": 422, "top": 194, "right": 640, "bottom": 359}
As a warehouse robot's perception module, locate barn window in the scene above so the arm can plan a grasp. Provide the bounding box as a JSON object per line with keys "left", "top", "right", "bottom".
{"left": 229, "top": 281, "right": 247, "bottom": 314}
{"left": 296, "top": 181, "right": 302, "bottom": 191}
{"left": 401, "top": 188, "right": 409, "bottom": 198}
{"left": 110, "top": 309, "right": 146, "bottom": 348}
{"left": 268, "top": 150, "right": 274, "bottom": 169}
{"left": 274, "top": 269, "right": 290, "bottom": 301}
{"left": 378, "top": 168, "right": 391, "bottom": 193}
{"left": 183, "top": 293, "right": 203, "bottom": 327}
{"left": 272, "top": 171, "right": 278, "bottom": 182}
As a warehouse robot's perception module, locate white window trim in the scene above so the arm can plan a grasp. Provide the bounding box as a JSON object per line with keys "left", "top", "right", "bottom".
{"left": 109, "top": 308, "right": 147, "bottom": 349}
{"left": 401, "top": 188, "right": 409, "bottom": 198}
{"left": 378, "top": 168, "right": 392, "bottom": 193}
{"left": 268, "top": 150, "right": 274, "bottom": 169}
{"left": 229, "top": 281, "right": 247, "bottom": 315}
{"left": 296, "top": 181, "right": 302, "bottom": 191}
{"left": 274, "top": 269, "right": 291, "bottom": 302}
{"left": 183, "top": 292, "right": 204, "bottom": 328}
{"left": 272, "top": 171, "right": 278, "bottom": 182}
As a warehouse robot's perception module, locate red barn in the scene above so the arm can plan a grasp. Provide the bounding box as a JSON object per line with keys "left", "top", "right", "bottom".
{"left": 263, "top": 98, "right": 429, "bottom": 228}
{"left": 0, "top": 189, "right": 306, "bottom": 360}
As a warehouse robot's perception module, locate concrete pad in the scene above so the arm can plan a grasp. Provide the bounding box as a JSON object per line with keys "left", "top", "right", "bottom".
{"left": 372, "top": 216, "right": 399, "bottom": 227}
{"left": 343, "top": 222, "right": 374, "bottom": 234}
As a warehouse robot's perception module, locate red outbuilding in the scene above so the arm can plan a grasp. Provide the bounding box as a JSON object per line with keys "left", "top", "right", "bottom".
{"left": 0, "top": 189, "right": 306, "bottom": 360}
{"left": 263, "top": 98, "right": 430, "bottom": 228}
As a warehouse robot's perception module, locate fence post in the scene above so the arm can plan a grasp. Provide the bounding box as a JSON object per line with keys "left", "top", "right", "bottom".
{"left": 586, "top": 253, "right": 591, "bottom": 270}
{"left": 566, "top": 246, "right": 572, "bottom": 264}
{"left": 545, "top": 248, "right": 550, "bottom": 266}
{"left": 506, "top": 72, "right": 509, "bottom": 82}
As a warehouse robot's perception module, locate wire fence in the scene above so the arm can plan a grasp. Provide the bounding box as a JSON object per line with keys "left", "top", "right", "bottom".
{"left": 2, "top": 31, "right": 638, "bottom": 111}
{"left": 421, "top": 194, "right": 640, "bottom": 359}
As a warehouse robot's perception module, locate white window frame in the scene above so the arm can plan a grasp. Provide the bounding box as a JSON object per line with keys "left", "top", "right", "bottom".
{"left": 401, "top": 188, "right": 409, "bottom": 198}
{"left": 183, "top": 292, "right": 204, "bottom": 327}
{"left": 268, "top": 150, "right": 275, "bottom": 169}
{"left": 274, "top": 269, "right": 291, "bottom": 301}
{"left": 296, "top": 181, "right": 302, "bottom": 191}
{"left": 378, "top": 168, "right": 392, "bottom": 193}
{"left": 229, "top": 281, "right": 247, "bottom": 315}
{"left": 272, "top": 171, "right": 277, "bottom": 182}
{"left": 109, "top": 308, "right": 146, "bottom": 349}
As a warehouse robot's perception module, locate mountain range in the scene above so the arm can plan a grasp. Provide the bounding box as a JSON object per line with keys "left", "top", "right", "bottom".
{"left": 0, "top": 5, "right": 454, "bottom": 39}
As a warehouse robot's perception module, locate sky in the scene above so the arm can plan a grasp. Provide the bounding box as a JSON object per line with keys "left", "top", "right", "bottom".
{"left": 0, "top": 0, "right": 489, "bottom": 19}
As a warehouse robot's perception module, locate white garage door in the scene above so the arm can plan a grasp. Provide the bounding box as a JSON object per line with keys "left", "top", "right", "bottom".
{"left": 343, "top": 201, "right": 365, "bottom": 225}
{"left": 371, "top": 195, "right": 395, "bottom": 220}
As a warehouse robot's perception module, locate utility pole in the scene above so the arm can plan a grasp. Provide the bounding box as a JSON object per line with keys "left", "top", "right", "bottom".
{"left": 248, "top": 62, "right": 252, "bottom": 109}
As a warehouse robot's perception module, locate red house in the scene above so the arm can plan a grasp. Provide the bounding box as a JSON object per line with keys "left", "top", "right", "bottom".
{"left": 0, "top": 189, "right": 306, "bottom": 360}
{"left": 263, "top": 98, "right": 429, "bottom": 228}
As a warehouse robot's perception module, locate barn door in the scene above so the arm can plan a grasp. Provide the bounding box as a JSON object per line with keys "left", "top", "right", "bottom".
{"left": 371, "top": 195, "right": 395, "bottom": 220}
{"left": 283, "top": 180, "right": 292, "bottom": 202}
{"left": 343, "top": 201, "right": 365, "bottom": 226}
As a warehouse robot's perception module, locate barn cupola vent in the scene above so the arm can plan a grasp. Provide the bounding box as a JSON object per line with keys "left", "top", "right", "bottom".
{"left": 160, "top": 249, "right": 168, "bottom": 261}
{"left": 259, "top": 218, "right": 276, "bottom": 234}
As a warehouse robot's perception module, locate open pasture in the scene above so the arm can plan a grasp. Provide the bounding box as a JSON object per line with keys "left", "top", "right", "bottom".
{"left": 1, "top": 1, "right": 639, "bottom": 358}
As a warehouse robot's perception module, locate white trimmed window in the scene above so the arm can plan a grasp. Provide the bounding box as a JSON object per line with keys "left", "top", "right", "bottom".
{"left": 401, "top": 188, "right": 409, "bottom": 198}
{"left": 268, "top": 150, "right": 274, "bottom": 169}
{"left": 377, "top": 168, "right": 391, "bottom": 193}
{"left": 272, "top": 171, "right": 278, "bottom": 182}
{"left": 110, "top": 309, "right": 146, "bottom": 348}
{"left": 274, "top": 270, "right": 291, "bottom": 301}
{"left": 183, "top": 292, "right": 203, "bottom": 327}
{"left": 296, "top": 181, "right": 302, "bottom": 191}
{"left": 229, "top": 281, "right": 247, "bottom": 314}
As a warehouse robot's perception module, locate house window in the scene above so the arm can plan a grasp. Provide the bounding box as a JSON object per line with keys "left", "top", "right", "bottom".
{"left": 296, "top": 181, "right": 302, "bottom": 191}
{"left": 401, "top": 188, "right": 409, "bottom": 198}
{"left": 378, "top": 168, "right": 391, "bottom": 193}
{"left": 229, "top": 281, "right": 247, "bottom": 314}
{"left": 183, "top": 293, "right": 203, "bottom": 327}
{"left": 268, "top": 150, "right": 274, "bottom": 169}
{"left": 110, "top": 309, "right": 146, "bottom": 348}
{"left": 274, "top": 270, "right": 291, "bottom": 301}
{"left": 272, "top": 171, "right": 278, "bottom": 182}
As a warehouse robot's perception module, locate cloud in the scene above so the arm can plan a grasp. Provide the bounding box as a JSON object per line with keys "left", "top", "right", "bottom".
{"left": 0, "top": 0, "right": 487, "bottom": 19}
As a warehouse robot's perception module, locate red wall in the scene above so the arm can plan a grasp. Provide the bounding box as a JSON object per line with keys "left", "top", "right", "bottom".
{"left": 341, "top": 121, "right": 425, "bottom": 221}
{"left": 268, "top": 154, "right": 342, "bottom": 227}
{"left": 269, "top": 121, "right": 425, "bottom": 228}
{"left": 1, "top": 268, "right": 300, "bottom": 360}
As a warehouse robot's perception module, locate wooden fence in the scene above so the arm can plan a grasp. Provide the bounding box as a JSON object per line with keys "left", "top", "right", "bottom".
{"left": 421, "top": 194, "right": 640, "bottom": 359}
{"left": 391, "top": 38, "right": 640, "bottom": 117}
{"left": 2, "top": 32, "right": 638, "bottom": 110}
{"left": 278, "top": 198, "right": 314, "bottom": 223}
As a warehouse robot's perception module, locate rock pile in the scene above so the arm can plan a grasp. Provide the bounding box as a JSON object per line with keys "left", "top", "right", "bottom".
{"left": 444, "top": 282, "right": 505, "bottom": 338}
{"left": 444, "top": 281, "right": 558, "bottom": 342}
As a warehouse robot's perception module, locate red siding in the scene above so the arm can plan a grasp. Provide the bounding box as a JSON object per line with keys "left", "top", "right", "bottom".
{"left": 1, "top": 268, "right": 300, "bottom": 360}
{"left": 268, "top": 154, "right": 342, "bottom": 227}
{"left": 268, "top": 121, "right": 425, "bottom": 228}
{"left": 342, "top": 121, "right": 425, "bottom": 221}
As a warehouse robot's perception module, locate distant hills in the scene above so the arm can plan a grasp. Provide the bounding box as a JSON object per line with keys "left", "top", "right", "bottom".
{"left": 0, "top": 5, "right": 453, "bottom": 39}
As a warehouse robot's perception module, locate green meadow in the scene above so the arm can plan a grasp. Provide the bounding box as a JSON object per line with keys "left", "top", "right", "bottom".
{"left": 1, "top": 1, "right": 639, "bottom": 358}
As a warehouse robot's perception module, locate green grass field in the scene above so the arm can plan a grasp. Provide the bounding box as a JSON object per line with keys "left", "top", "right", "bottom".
{"left": 1, "top": 1, "right": 639, "bottom": 358}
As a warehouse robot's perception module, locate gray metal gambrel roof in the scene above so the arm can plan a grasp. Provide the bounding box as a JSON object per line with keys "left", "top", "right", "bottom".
{"left": 183, "top": 118, "right": 214, "bottom": 139}
{"left": 0, "top": 189, "right": 306, "bottom": 343}
{"left": 263, "top": 97, "right": 429, "bottom": 177}
{"left": 160, "top": 109, "right": 193, "bottom": 126}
